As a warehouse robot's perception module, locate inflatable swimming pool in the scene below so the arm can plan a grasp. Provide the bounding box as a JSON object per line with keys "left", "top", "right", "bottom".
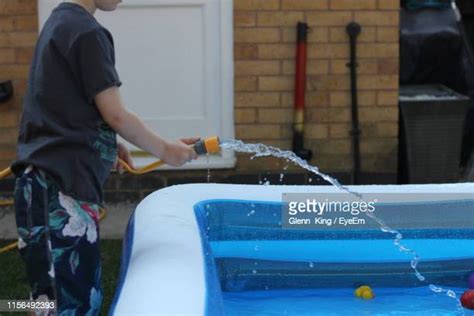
{"left": 110, "top": 183, "right": 474, "bottom": 315}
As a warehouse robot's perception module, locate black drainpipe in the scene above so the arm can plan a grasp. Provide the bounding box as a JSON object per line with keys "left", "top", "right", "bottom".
{"left": 346, "top": 22, "right": 362, "bottom": 185}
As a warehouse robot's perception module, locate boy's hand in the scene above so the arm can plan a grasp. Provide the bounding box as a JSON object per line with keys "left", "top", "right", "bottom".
{"left": 162, "top": 137, "right": 200, "bottom": 167}
{"left": 114, "top": 142, "right": 134, "bottom": 174}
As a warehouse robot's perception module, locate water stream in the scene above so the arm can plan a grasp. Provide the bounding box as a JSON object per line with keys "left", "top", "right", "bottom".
{"left": 219, "top": 138, "right": 464, "bottom": 314}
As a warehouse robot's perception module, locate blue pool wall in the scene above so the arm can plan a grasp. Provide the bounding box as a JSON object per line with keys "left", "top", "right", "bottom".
{"left": 194, "top": 201, "right": 226, "bottom": 316}
{"left": 193, "top": 198, "right": 474, "bottom": 302}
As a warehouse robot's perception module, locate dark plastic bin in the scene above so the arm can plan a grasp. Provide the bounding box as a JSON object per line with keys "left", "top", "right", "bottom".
{"left": 398, "top": 84, "right": 470, "bottom": 183}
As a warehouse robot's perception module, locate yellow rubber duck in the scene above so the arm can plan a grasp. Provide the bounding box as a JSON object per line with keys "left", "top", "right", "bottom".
{"left": 355, "top": 285, "right": 375, "bottom": 300}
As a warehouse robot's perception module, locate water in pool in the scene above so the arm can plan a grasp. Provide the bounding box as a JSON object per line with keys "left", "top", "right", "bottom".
{"left": 223, "top": 287, "right": 473, "bottom": 316}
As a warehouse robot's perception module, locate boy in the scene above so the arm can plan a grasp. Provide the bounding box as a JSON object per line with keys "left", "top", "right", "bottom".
{"left": 11, "top": 0, "right": 198, "bottom": 314}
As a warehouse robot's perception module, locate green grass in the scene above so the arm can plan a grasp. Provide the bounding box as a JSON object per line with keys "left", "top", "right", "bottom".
{"left": 0, "top": 239, "right": 123, "bottom": 315}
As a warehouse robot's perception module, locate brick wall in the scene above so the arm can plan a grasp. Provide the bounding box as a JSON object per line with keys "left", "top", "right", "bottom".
{"left": 234, "top": 0, "right": 400, "bottom": 173}
{"left": 0, "top": 0, "right": 37, "bottom": 169}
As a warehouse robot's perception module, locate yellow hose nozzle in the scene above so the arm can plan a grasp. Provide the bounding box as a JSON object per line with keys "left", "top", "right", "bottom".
{"left": 194, "top": 136, "right": 220, "bottom": 155}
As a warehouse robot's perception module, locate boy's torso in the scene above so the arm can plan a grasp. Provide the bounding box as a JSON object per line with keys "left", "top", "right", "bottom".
{"left": 12, "top": 3, "right": 121, "bottom": 204}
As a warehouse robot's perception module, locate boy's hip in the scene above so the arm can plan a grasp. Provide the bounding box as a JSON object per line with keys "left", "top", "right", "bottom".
{"left": 14, "top": 164, "right": 101, "bottom": 236}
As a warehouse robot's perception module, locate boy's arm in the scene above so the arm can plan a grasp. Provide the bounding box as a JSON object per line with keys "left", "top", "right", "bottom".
{"left": 94, "top": 86, "right": 198, "bottom": 167}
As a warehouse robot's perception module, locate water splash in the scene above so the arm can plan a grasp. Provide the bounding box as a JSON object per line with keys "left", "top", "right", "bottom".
{"left": 429, "top": 285, "right": 465, "bottom": 315}
{"left": 220, "top": 138, "right": 463, "bottom": 312}
{"left": 220, "top": 139, "right": 360, "bottom": 197}
{"left": 206, "top": 154, "right": 211, "bottom": 183}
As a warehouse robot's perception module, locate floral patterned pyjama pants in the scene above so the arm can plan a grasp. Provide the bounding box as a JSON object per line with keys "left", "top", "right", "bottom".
{"left": 14, "top": 165, "right": 102, "bottom": 315}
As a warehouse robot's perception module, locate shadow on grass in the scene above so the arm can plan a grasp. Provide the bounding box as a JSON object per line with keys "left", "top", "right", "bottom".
{"left": 0, "top": 239, "right": 123, "bottom": 315}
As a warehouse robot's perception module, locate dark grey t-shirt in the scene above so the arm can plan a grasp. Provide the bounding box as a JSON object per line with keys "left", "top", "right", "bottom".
{"left": 12, "top": 3, "right": 122, "bottom": 204}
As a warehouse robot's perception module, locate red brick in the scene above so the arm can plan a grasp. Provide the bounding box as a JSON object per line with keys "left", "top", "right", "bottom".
{"left": 377, "top": 91, "right": 399, "bottom": 106}
{"left": 0, "top": 128, "right": 17, "bottom": 145}
{"left": 235, "top": 76, "right": 258, "bottom": 91}
{"left": 281, "top": 0, "right": 328, "bottom": 10}
{"left": 359, "top": 107, "right": 398, "bottom": 122}
{"left": 234, "top": 28, "right": 280, "bottom": 43}
{"left": 329, "top": 124, "right": 351, "bottom": 138}
{"left": 0, "top": 145, "right": 15, "bottom": 160}
{"left": 235, "top": 108, "right": 257, "bottom": 123}
{"left": 0, "top": 0, "right": 37, "bottom": 16}
{"left": 0, "top": 17, "right": 13, "bottom": 31}
{"left": 330, "top": 0, "right": 376, "bottom": 10}
{"left": 378, "top": 59, "right": 399, "bottom": 75}
{"left": 305, "top": 124, "right": 329, "bottom": 139}
{"left": 235, "top": 60, "right": 280, "bottom": 75}
{"left": 12, "top": 15, "right": 37, "bottom": 31}
{"left": 378, "top": 0, "right": 400, "bottom": 10}
{"left": 377, "top": 27, "right": 399, "bottom": 42}
{"left": 0, "top": 65, "right": 30, "bottom": 79}
{"left": 308, "top": 44, "right": 349, "bottom": 59}
{"left": 257, "top": 12, "right": 304, "bottom": 26}
{"left": 0, "top": 32, "right": 37, "bottom": 48}
{"left": 235, "top": 92, "right": 280, "bottom": 107}
{"left": 258, "top": 44, "right": 294, "bottom": 59}
{"left": 308, "top": 75, "right": 350, "bottom": 91}
{"left": 360, "top": 138, "right": 398, "bottom": 154}
{"left": 258, "top": 108, "right": 293, "bottom": 123}
{"left": 288, "top": 93, "right": 331, "bottom": 109}
{"left": 14, "top": 79, "right": 28, "bottom": 95}
{"left": 361, "top": 154, "right": 397, "bottom": 172}
{"left": 235, "top": 124, "right": 281, "bottom": 139}
{"left": 234, "top": 44, "right": 258, "bottom": 60}
{"left": 308, "top": 108, "right": 351, "bottom": 123}
{"left": 360, "top": 122, "right": 398, "bottom": 137}
{"left": 15, "top": 47, "right": 34, "bottom": 64}
{"left": 354, "top": 11, "right": 399, "bottom": 26}
{"left": 0, "top": 111, "right": 19, "bottom": 127}
{"left": 0, "top": 49, "right": 15, "bottom": 64}
{"left": 259, "top": 76, "right": 293, "bottom": 91}
{"left": 306, "top": 12, "right": 353, "bottom": 26}
{"left": 358, "top": 43, "right": 399, "bottom": 58}
{"left": 330, "top": 91, "right": 376, "bottom": 107}
{"left": 359, "top": 75, "right": 398, "bottom": 90}
{"left": 308, "top": 139, "right": 352, "bottom": 154}
{"left": 234, "top": 11, "right": 256, "bottom": 27}
{"left": 234, "top": 0, "right": 280, "bottom": 10}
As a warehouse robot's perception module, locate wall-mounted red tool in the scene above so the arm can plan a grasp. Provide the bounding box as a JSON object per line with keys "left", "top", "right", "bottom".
{"left": 292, "top": 22, "right": 313, "bottom": 161}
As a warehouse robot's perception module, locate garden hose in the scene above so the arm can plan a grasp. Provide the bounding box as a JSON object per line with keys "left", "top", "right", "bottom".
{"left": 0, "top": 136, "right": 221, "bottom": 254}
{"left": 119, "top": 136, "right": 221, "bottom": 175}
{"left": 0, "top": 166, "right": 12, "bottom": 179}
{"left": 0, "top": 167, "right": 13, "bottom": 208}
